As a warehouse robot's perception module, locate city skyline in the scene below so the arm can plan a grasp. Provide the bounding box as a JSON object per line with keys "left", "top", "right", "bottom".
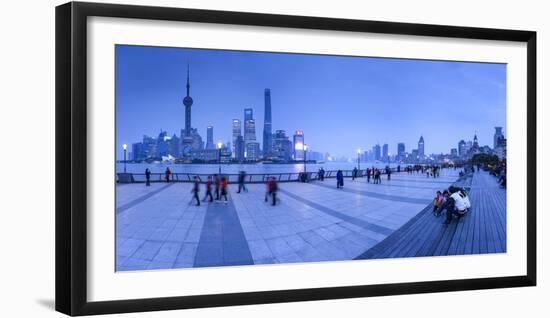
{"left": 116, "top": 45, "right": 506, "bottom": 160}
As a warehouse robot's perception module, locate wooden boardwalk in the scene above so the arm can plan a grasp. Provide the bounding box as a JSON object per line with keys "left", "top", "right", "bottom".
{"left": 355, "top": 171, "right": 506, "bottom": 259}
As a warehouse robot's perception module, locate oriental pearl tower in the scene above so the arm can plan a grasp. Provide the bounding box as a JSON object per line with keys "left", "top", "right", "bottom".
{"left": 183, "top": 64, "right": 194, "bottom": 136}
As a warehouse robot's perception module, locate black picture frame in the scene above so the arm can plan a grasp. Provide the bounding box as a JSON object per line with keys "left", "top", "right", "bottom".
{"left": 55, "top": 1, "right": 537, "bottom": 316}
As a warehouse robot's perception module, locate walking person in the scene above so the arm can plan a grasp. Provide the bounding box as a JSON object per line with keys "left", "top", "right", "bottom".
{"left": 265, "top": 177, "right": 273, "bottom": 202}
{"left": 336, "top": 170, "right": 344, "bottom": 189}
{"left": 386, "top": 166, "right": 391, "bottom": 180}
{"left": 366, "top": 168, "right": 371, "bottom": 183}
{"left": 220, "top": 176, "right": 228, "bottom": 204}
{"left": 271, "top": 177, "right": 278, "bottom": 206}
{"left": 165, "top": 167, "right": 171, "bottom": 183}
{"left": 202, "top": 175, "right": 214, "bottom": 202}
{"left": 214, "top": 174, "right": 220, "bottom": 200}
{"left": 352, "top": 167, "right": 358, "bottom": 181}
{"left": 237, "top": 171, "right": 248, "bottom": 193}
{"left": 191, "top": 176, "right": 200, "bottom": 206}
{"left": 319, "top": 167, "right": 325, "bottom": 181}
{"left": 145, "top": 168, "right": 151, "bottom": 186}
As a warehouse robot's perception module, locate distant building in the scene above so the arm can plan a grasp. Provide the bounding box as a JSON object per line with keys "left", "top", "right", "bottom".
{"left": 382, "top": 143, "right": 389, "bottom": 161}
{"left": 450, "top": 148, "right": 458, "bottom": 157}
{"left": 170, "top": 134, "right": 180, "bottom": 157}
{"left": 156, "top": 130, "right": 169, "bottom": 158}
{"left": 418, "top": 136, "right": 425, "bottom": 159}
{"left": 494, "top": 127, "right": 504, "bottom": 150}
{"left": 397, "top": 143, "right": 405, "bottom": 161}
{"left": 262, "top": 89, "right": 273, "bottom": 157}
{"left": 373, "top": 144, "right": 381, "bottom": 161}
{"left": 495, "top": 136, "right": 507, "bottom": 160}
{"left": 272, "top": 130, "right": 292, "bottom": 161}
{"left": 142, "top": 135, "right": 156, "bottom": 159}
{"left": 234, "top": 135, "right": 245, "bottom": 161}
{"left": 458, "top": 140, "right": 467, "bottom": 158}
{"left": 245, "top": 142, "right": 260, "bottom": 161}
{"left": 293, "top": 130, "right": 305, "bottom": 160}
{"left": 132, "top": 142, "right": 144, "bottom": 161}
{"left": 232, "top": 119, "right": 241, "bottom": 159}
{"left": 205, "top": 126, "right": 215, "bottom": 150}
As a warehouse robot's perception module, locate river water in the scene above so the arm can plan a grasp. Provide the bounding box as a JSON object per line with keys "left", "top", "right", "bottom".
{"left": 116, "top": 161, "right": 404, "bottom": 175}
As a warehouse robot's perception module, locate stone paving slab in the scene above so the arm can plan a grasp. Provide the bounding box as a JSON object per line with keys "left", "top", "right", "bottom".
{"left": 116, "top": 169, "right": 461, "bottom": 271}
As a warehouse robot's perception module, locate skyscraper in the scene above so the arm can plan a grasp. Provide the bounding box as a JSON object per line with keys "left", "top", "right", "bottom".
{"left": 373, "top": 144, "right": 381, "bottom": 161}
{"left": 205, "top": 126, "right": 214, "bottom": 149}
{"left": 232, "top": 119, "right": 241, "bottom": 159}
{"left": 262, "top": 88, "right": 273, "bottom": 157}
{"left": 183, "top": 64, "right": 194, "bottom": 136}
{"left": 418, "top": 136, "right": 425, "bottom": 158}
{"left": 272, "top": 130, "right": 292, "bottom": 161}
{"left": 244, "top": 108, "right": 253, "bottom": 122}
{"left": 458, "top": 140, "right": 466, "bottom": 158}
{"left": 397, "top": 143, "right": 405, "bottom": 161}
{"left": 382, "top": 143, "right": 389, "bottom": 161}
{"left": 235, "top": 135, "right": 245, "bottom": 161}
{"left": 293, "top": 130, "right": 305, "bottom": 161}
{"left": 494, "top": 127, "right": 504, "bottom": 149}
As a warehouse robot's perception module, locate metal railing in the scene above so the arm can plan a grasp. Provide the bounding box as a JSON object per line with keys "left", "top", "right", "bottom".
{"left": 116, "top": 166, "right": 447, "bottom": 184}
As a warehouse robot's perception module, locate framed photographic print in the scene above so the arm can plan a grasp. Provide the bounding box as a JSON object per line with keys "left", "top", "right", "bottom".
{"left": 55, "top": 1, "right": 536, "bottom": 316}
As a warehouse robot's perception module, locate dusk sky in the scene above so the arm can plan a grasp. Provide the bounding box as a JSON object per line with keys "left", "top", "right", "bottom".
{"left": 115, "top": 45, "right": 506, "bottom": 160}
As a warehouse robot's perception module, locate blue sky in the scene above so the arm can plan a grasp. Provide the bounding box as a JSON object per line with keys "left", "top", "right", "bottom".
{"left": 116, "top": 45, "right": 506, "bottom": 160}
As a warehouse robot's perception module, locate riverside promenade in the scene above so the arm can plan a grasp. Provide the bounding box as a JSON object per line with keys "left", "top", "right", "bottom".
{"left": 116, "top": 169, "right": 506, "bottom": 271}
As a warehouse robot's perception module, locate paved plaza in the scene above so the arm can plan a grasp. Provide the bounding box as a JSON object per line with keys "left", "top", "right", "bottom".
{"left": 115, "top": 169, "right": 505, "bottom": 271}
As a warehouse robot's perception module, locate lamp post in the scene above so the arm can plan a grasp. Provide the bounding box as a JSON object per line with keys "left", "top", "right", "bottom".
{"left": 122, "top": 144, "right": 127, "bottom": 173}
{"left": 303, "top": 144, "right": 308, "bottom": 174}
{"left": 357, "top": 148, "right": 361, "bottom": 170}
{"left": 217, "top": 142, "right": 223, "bottom": 174}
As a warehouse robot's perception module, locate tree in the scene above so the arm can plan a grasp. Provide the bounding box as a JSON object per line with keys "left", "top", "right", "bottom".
{"left": 470, "top": 153, "right": 499, "bottom": 168}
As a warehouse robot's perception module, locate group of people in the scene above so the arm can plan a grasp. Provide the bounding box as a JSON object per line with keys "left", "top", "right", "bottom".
{"left": 191, "top": 174, "right": 229, "bottom": 206}
{"left": 365, "top": 168, "right": 385, "bottom": 184}
{"left": 432, "top": 186, "right": 471, "bottom": 225}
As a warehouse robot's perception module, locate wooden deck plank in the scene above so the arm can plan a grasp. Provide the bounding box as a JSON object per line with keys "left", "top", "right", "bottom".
{"left": 356, "top": 171, "right": 506, "bottom": 260}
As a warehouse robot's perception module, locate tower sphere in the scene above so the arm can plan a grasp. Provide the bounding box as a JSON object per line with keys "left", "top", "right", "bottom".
{"left": 183, "top": 95, "right": 193, "bottom": 107}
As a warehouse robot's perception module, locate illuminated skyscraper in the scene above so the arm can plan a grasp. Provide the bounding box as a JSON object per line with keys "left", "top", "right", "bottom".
{"left": 293, "top": 130, "right": 305, "bottom": 160}
{"left": 382, "top": 143, "right": 389, "bottom": 161}
{"left": 183, "top": 64, "right": 193, "bottom": 136}
{"left": 263, "top": 89, "right": 273, "bottom": 157}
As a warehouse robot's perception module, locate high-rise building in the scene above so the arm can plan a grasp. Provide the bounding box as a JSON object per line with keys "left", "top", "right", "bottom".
{"left": 397, "top": 143, "right": 405, "bottom": 161}
{"left": 262, "top": 88, "right": 273, "bottom": 157}
{"left": 245, "top": 142, "right": 260, "bottom": 161}
{"left": 451, "top": 148, "right": 458, "bottom": 157}
{"left": 180, "top": 65, "right": 203, "bottom": 156}
{"left": 494, "top": 127, "right": 504, "bottom": 149}
{"left": 418, "top": 136, "right": 425, "bottom": 158}
{"left": 156, "top": 130, "right": 169, "bottom": 158}
{"left": 244, "top": 119, "right": 257, "bottom": 144}
{"left": 170, "top": 134, "right": 180, "bottom": 157}
{"left": 244, "top": 108, "right": 253, "bottom": 122}
{"left": 293, "top": 130, "right": 305, "bottom": 160}
{"left": 458, "top": 140, "right": 466, "bottom": 158}
{"left": 272, "top": 130, "right": 292, "bottom": 161}
{"left": 234, "top": 135, "right": 245, "bottom": 161}
{"left": 183, "top": 64, "right": 194, "bottom": 136}
{"left": 232, "top": 119, "right": 241, "bottom": 159}
{"left": 373, "top": 144, "right": 381, "bottom": 161}
{"left": 382, "top": 143, "right": 389, "bottom": 161}
{"left": 142, "top": 135, "right": 157, "bottom": 159}
{"left": 205, "top": 126, "right": 215, "bottom": 149}
{"left": 132, "top": 142, "right": 144, "bottom": 161}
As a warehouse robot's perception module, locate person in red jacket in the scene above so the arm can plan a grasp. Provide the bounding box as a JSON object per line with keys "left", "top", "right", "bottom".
{"left": 220, "top": 177, "right": 228, "bottom": 204}
{"left": 165, "top": 167, "right": 171, "bottom": 183}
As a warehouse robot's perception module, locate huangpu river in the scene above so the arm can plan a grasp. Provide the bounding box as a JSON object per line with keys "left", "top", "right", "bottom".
{"left": 116, "top": 161, "right": 403, "bottom": 175}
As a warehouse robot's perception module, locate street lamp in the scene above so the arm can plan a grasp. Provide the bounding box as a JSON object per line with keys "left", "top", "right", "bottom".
{"left": 303, "top": 144, "right": 308, "bottom": 174}
{"left": 122, "top": 143, "right": 128, "bottom": 173}
{"left": 217, "top": 142, "right": 223, "bottom": 174}
{"left": 357, "top": 148, "right": 361, "bottom": 170}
